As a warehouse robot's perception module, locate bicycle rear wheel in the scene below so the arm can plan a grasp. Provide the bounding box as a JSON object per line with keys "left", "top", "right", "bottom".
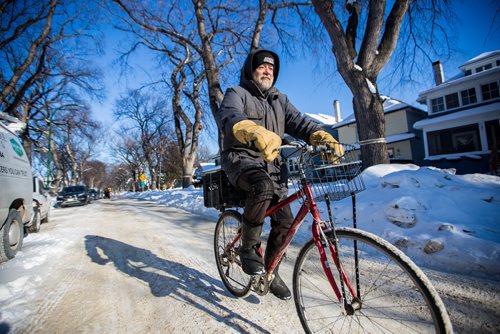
{"left": 293, "top": 227, "right": 452, "bottom": 334}
{"left": 214, "top": 210, "right": 251, "bottom": 297}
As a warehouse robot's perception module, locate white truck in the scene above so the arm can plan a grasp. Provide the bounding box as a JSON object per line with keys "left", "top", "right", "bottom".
{"left": 0, "top": 113, "right": 34, "bottom": 263}
{"left": 29, "top": 176, "right": 52, "bottom": 233}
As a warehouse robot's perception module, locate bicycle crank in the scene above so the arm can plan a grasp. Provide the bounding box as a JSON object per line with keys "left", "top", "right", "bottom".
{"left": 251, "top": 273, "right": 270, "bottom": 296}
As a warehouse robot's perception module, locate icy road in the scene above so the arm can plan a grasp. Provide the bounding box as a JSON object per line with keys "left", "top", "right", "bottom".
{"left": 0, "top": 199, "right": 498, "bottom": 333}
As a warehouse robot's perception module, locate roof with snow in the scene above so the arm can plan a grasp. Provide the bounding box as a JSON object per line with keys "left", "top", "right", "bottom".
{"left": 331, "top": 96, "right": 415, "bottom": 129}
{"left": 304, "top": 113, "right": 338, "bottom": 125}
{"left": 418, "top": 50, "right": 500, "bottom": 103}
{"left": 413, "top": 102, "right": 499, "bottom": 129}
{"left": 459, "top": 50, "right": 500, "bottom": 70}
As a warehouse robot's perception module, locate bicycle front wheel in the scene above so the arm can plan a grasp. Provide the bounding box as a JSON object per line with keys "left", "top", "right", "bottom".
{"left": 293, "top": 227, "right": 452, "bottom": 333}
{"left": 214, "top": 210, "right": 251, "bottom": 297}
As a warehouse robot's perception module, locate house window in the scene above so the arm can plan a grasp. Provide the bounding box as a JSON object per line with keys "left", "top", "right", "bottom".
{"left": 431, "top": 97, "right": 445, "bottom": 113}
{"left": 497, "top": 60, "right": 500, "bottom": 67}
{"left": 464, "top": 69, "right": 472, "bottom": 76}
{"left": 476, "top": 64, "right": 493, "bottom": 73}
{"left": 481, "top": 81, "right": 500, "bottom": 100}
{"left": 427, "top": 124, "right": 481, "bottom": 155}
{"left": 445, "top": 93, "right": 459, "bottom": 109}
{"left": 460, "top": 88, "right": 477, "bottom": 105}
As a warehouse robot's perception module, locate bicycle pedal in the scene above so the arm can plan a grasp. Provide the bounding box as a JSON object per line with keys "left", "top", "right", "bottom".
{"left": 250, "top": 274, "right": 270, "bottom": 296}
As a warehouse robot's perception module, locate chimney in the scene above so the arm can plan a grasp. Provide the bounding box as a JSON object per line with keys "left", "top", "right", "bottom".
{"left": 432, "top": 61, "right": 444, "bottom": 85}
{"left": 333, "top": 100, "right": 342, "bottom": 123}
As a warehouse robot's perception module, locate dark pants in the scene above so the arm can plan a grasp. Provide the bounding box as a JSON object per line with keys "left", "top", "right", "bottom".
{"left": 236, "top": 168, "right": 294, "bottom": 248}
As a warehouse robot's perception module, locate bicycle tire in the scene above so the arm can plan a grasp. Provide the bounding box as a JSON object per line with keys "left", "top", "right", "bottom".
{"left": 293, "top": 227, "right": 452, "bottom": 334}
{"left": 214, "top": 210, "right": 251, "bottom": 297}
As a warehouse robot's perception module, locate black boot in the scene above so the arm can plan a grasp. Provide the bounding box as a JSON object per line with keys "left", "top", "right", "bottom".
{"left": 269, "top": 264, "right": 291, "bottom": 300}
{"left": 265, "top": 240, "right": 291, "bottom": 300}
{"left": 238, "top": 222, "right": 265, "bottom": 275}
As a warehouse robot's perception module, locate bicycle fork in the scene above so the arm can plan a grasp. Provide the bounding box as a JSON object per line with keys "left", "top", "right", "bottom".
{"left": 311, "top": 204, "right": 361, "bottom": 315}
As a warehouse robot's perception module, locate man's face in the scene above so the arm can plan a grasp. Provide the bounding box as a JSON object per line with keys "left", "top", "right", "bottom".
{"left": 252, "top": 63, "right": 274, "bottom": 92}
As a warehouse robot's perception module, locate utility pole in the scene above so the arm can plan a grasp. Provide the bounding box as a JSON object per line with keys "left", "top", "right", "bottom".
{"left": 45, "top": 111, "right": 56, "bottom": 188}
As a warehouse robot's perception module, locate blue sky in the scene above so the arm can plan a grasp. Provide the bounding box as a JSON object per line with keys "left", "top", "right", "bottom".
{"left": 92, "top": 1, "right": 500, "bottom": 154}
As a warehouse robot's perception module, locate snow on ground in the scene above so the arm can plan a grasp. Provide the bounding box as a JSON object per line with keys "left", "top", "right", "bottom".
{"left": 0, "top": 163, "right": 499, "bottom": 333}
{"left": 121, "top": 164, "right": 500, "bottom": 280}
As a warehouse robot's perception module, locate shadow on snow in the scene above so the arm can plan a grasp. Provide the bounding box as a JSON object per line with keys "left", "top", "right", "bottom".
{"left": 84, "top": 235, "right": 267, "bottom": 333}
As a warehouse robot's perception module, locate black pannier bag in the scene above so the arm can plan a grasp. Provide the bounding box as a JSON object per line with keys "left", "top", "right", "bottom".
{"left": 202, "top": 167, "right": 246, "bottom": 210}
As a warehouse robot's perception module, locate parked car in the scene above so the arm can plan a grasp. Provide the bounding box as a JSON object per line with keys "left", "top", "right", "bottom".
{"left": 28, "top": 176, "right": 52, "bottom": 233}
{"left": 88, "top": 188, "right": 99, "bottom": 200}
{"left": 0, "top": 113, "right": 33, "bottom": 263}
{"left": 57, "top": 185, "right": 91, "bottom": 207}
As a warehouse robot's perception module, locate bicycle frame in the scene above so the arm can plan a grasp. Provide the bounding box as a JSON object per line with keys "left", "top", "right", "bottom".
{"left": 229, "top": 175, "right": 359, "bottom": 303}
{"left": 215, "top": 143, "right": 452, "bottom": 333}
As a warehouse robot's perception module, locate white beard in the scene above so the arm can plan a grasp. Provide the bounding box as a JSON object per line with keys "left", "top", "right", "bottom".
{"left": 253, "top": 73, "right": 273, "bottom": 92}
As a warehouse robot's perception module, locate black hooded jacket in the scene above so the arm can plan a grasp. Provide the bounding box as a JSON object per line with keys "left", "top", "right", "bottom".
{"left": 216, "top": 48, "right": 320, "bottom": 197}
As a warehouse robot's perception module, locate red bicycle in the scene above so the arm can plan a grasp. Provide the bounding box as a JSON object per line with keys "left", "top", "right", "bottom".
{"left": 209, "top": 142, "right": 452, "bottom": 333}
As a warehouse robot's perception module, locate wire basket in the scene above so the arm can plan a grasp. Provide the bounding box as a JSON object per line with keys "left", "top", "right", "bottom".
{"left": 291, "top": 144, "right": 366, "bottom": 202}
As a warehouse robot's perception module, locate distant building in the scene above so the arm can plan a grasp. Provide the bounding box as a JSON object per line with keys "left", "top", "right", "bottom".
{"left": 414, "top": 51, "right": 500, "bottom": 174}
{"left": 330, "top": 96, "right": 427, "bottom": 165}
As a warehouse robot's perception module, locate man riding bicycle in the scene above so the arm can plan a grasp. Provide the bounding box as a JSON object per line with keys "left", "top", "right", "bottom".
{"left": 216, "top": 48, "right": 343, "bottom": 300}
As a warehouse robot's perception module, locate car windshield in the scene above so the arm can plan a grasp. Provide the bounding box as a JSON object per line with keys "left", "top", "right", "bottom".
{"left": 63, "top": 186, "right": 85, "bottom": 193}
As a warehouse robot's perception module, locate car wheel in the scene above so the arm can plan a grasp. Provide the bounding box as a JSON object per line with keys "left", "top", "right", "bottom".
{"left": 42, "top": 209, "right": 50, "bottom": 224}
{"left": 27, "top": 206, "right": 41, "bottom": 233}
{"left": 0, "top": 209, "right": 24, "bottom": 263}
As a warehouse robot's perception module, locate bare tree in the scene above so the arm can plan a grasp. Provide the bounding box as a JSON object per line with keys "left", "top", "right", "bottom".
{"left": 1, "top": 0, "right": 105, "bottom": 188}
{"left": 111, "top": 0, "right": 312, "bottom": 187}
{"left": 310, "top": 0, "right": 453, "bottom": 167}
{"left": 159, "top": 139, "right": 183, "bottom": 189}
{"left": 82, "top": 160, "right": 107, "bottom": 189}
{"left": 1, "top": 0, "right": 104, "bottom": 115}
{"left": 108, "top": 163, "right": 132, "bottom": 191}
{"left": 114, "top": 89, "right": 169, "bottom": 190}
{"left": 250, "top": 0, "right": 312, "bottom": 52}
{"left": 112, "top": 135, "right": 144, "bottom": 192}
{"left": 110, "top": 0, "right": 242, "bottom": 187}
{"left": 0, "top": 0, "right": 57, "bottom": 111}
{"left": 54, "top": 105, "right": 101, "bottom": 185}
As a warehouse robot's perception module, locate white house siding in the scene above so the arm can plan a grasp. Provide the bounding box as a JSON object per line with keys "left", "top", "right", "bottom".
{"left": 415, "top": 103, "right": 499, "bottom": 159}
{"left": 415, "top": 51, "right": 500, "bottom": 174}
{"left": 337, "top": 123, "right": 358, "bottom": 144}
{"left": 387, "top": 140, "right": 413, "bottom": 160}
{"left": 385, "top": 111, "right": 410, "bottom": 135}
{"left": 420, "top": 68, "right": 500, "bottom": 116}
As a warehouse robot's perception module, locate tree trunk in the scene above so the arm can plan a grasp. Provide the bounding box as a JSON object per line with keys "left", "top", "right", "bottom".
{"left": 182, "top": 154, "right": 196, "bottom": 188}
{"left": 193, "top": 0, "right": 225, "bottom": 147}
{"left": 148, "top": 166, "right": 157, "bottom": 190}
{"left": 311, "top": 0, "right": 410, "bottom": 169}
{"left": 352, "top": 86, "right": 389, "bottom": 168}
{"left": 49, "top": 144, "right": 64, "bottom": 193}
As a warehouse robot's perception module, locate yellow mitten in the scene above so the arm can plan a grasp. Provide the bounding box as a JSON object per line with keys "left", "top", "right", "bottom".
{"left": 309, "top": 130, "right": 345, "bottom": 161}
{"left": 233, "top": 120, "right": 282, "bottom": 162}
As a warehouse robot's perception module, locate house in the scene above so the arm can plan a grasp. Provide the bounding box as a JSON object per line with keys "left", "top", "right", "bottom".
{"left": 330, "top": 97, "right": 427, "bottom": 164}
{"left": 414, "top": 51, "right": 500, "bottom": 174}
